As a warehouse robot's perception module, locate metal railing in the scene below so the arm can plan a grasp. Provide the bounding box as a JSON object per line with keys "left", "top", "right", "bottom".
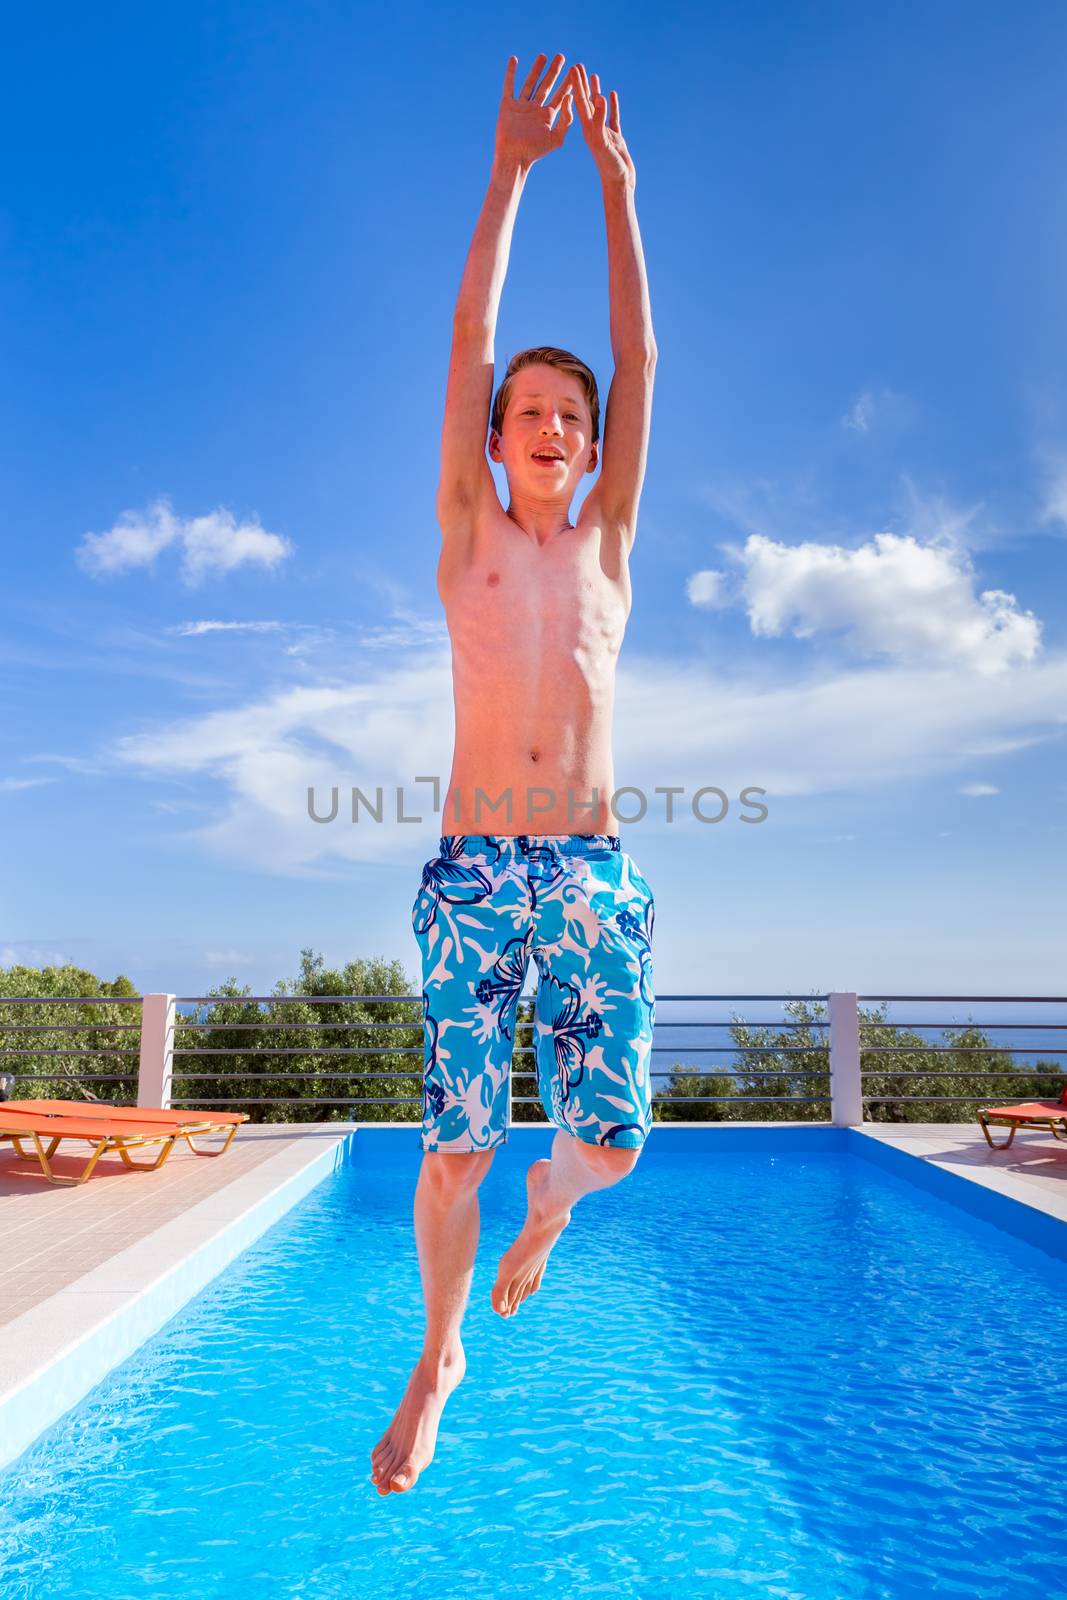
{"left": 1, "top": 989, "right": 1064, "bottom": 1127}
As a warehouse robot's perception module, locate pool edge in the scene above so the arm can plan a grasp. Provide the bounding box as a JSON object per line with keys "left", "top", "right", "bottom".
{"left": 847, "top": 1126, "right": 1067, "bottom": 1263}
{"left": 0, "top": 1126, "right": 356, "bottom": 1471}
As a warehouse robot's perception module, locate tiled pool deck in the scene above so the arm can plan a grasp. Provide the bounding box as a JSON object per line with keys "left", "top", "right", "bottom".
{"left": 1, "top": 1119, "right": 1064, "bottom": 1467}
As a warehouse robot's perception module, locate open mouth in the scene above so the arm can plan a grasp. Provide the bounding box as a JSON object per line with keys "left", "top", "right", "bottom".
{"left": 531, "top": 453, "right": 565, "bottom": 467}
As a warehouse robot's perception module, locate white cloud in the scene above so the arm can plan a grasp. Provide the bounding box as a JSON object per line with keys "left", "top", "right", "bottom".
{"left": 729, "top": 531, "right": 1039, "bottom": 675}
{"left": 107, "top": 630, "right": 1067, "bottom": 869}
{"left": 685, "top": 570, "right": 730, "bottom": 609}
{"left": 958, "top": 782, "right": 999, "bottom": 796}
{"left": 77, "top": 498, "right": 294, "bottom": 587}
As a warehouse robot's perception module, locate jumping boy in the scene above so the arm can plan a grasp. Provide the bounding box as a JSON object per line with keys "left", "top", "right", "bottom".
{"left": 371, "top": 52, "right": 658, "bottom": 1496}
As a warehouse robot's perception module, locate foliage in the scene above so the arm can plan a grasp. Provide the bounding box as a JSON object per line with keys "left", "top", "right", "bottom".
{"left": 173, "top": 948, "right": 422, "bottom": 1125}
{"left": 654, "top": 998, "right": 1064, "bottom": 1123}
{"left": 0, "top": 963, "right": 141, "bottom": 1103}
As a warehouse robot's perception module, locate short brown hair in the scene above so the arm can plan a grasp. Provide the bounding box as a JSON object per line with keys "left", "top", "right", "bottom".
{"left": 490, "top": 346, "right": 600, "bottom": 444}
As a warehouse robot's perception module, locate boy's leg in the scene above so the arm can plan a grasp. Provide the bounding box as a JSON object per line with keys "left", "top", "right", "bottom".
{"left": 491, "top": 1132, "right": 639, "bottom": 1317}
{"left": 492, "top": 835, "right": 656, "bottom": 1317}
{"left": 371, "top": 1148, "right": 494, "bottom": 1496}
{"left": 373, "top": 836, "right": 530, "bottom": 1494}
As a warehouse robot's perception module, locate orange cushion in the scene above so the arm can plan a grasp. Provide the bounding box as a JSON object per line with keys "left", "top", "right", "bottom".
{"left": 981, "top": 1102, "right": 1067, "bottom": 1120}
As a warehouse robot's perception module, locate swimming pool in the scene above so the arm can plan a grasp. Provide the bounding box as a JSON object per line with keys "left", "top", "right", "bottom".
{"left": 2, "top": 1131, "right": 1064, "bottom": 1599}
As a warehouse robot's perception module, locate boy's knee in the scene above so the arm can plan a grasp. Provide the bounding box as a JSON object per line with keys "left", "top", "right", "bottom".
{"left": 575, "top": 1141, "right": 641, "bottom": 1180}
{"left": 421, "top": 1147, "right": 496, "bottom": 1198}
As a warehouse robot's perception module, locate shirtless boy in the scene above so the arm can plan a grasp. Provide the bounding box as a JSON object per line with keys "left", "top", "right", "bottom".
{"left": 371, "top": 51, "right": 658, "bottom": 1497}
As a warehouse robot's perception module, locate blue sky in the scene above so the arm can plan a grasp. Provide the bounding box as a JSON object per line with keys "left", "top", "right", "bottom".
{"left": 2, "top": 0, "right": 1066, "bottom": 1003}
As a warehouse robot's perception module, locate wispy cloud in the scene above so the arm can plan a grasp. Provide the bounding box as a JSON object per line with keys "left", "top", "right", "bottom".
{"left": 355, "top": 612, "right": 450, "bottom": 650}
{"left": 958, "top": 782, "right": 999, "bottom": 796}
{"left": 170, "top": 620, "right": 288, "bottom": 638}
{"left": 688, "top": 530, "right": 1039, "bottom": 675}
{"left": 1038, "top": 453, "right": 1067, "bottom": 534}
{"left": 840, "top": 387, "right": 916, "bottom": 435}
{"left": 0, "top": 944, "right": 69, "bottom": 969}
{"left": 701, "top": 469, "right": 823, "bottom": 542}
{"left": 842, "top": 392, "right": 875, "bottom": 433}
{"left": 16, "top": 752, "right": 107, "bottom": 777}
{"left": 893, "top": 475, "right": 1001, "bottom": 554}
{"left": 77, "top": 497, "right": 294, "bottom": 587}
{"left": 107, "top": 637, "right": 1067, "bottom": 869}
{"left": 0, "top": 776, "right": 56, "bottom": 793}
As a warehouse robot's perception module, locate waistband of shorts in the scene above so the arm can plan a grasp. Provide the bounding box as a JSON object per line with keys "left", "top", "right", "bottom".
{"left": 438, "top": 833, "right": 622, "bottom": 859}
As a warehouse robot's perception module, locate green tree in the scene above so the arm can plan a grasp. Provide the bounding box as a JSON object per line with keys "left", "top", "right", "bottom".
{"left": 0, "top": 963, "right": 141, "bottom": 1103}
{"left": 654, "top": 998, "right": 1064, "bottom": 1124}
{"left": 174, "top": 947, "right": 423, "bottom": 1124}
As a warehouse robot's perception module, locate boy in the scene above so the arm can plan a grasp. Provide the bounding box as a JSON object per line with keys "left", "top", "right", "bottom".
{"left": 372, "top": 52, "right": 658, "bottom": 1497}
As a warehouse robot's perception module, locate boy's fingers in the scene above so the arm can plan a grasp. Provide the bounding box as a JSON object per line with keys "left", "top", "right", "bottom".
{"left": 547, "top": 72, "right": 572, "bottom": 113}
{"left": 502, "top": 55, "right": 517, "bottom": 99}
{"left": 548, "top": 89, "right": 572, "bottom": 131}
{"left": 520, "top": 52, "right": 549, "bottom": 99}
{"left": 552, "top": 94, "right": 575, "bottom": 143}
{"left": 534, "top": 52, "right": 566, "bottom": 104}
{"left": 609, "top": 89, "right": 621, "bottom": 133}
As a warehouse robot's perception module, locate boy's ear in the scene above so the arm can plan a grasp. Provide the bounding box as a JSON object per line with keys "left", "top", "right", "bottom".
{"left": 587, "top": 441, "right": 600, "bottom": 472}
{"left": 487, "top": 428, "right": 502, "bottom": 461}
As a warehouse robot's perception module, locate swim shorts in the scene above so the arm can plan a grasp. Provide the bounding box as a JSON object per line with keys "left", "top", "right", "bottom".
{"left": 411, "top": 834, "right": 656, "bottom": 1153}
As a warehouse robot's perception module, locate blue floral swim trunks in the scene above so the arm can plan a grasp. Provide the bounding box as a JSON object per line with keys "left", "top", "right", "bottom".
{"left": 411, "top": 834, "right": 656, "bottom": 1153}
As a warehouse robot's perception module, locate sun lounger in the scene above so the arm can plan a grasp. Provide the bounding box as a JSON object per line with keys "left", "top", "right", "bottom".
{"left": 0, "top": 1102, "right": 249, "bottom": 1185}
{"left": 977, "top": 1083, "right": 1067, "bottom": 1150}
{"left": 0, "top": 1099, "right": 248, "bottom": 1157}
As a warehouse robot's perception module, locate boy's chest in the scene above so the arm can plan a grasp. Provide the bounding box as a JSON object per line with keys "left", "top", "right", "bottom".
{"left": 439, "top": 516, "right": 631, "bottom": 642}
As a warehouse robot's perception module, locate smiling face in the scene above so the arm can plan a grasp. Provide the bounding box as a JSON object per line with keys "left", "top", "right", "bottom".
{"left": 488, "top": 362, "right": 599, "bottom": 499}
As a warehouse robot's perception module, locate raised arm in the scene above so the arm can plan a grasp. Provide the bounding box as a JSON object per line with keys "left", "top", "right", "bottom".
{"left": 572, "top": 66, "right": 658, "bottom": 554}
{"left": 436, "top": 54, "right": 574, "bottom": 541}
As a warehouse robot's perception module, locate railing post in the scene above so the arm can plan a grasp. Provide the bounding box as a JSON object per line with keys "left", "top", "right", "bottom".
{"left": 828, "top": 991, "right": 863, "bottom": 1126}
{"left": 508, "top": 997, "right": 520, "bottom": 1135}
{"left": 138, "top": 993, "right": 175, "bottom": 1109}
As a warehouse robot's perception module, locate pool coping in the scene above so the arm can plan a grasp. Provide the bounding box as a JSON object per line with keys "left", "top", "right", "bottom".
{"left": 1, "top": 1119, "right": 1064, "bottom": 1472}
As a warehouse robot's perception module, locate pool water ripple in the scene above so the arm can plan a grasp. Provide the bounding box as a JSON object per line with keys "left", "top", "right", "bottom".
{"left": 0, "top": 1145, "right": 1065, "bottom": 1598}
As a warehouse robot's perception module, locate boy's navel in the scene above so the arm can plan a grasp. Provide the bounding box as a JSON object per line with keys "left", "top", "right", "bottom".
{"left": 487, "top": 571, "right": 500, "bottom": 587}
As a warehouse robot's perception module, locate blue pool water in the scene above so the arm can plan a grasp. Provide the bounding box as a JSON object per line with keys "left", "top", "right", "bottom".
{"left": 2, "top": 1135, "right": 1066, "bottom": 1599}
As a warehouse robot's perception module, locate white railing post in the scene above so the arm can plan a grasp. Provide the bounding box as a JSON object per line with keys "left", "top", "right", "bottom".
{"left": 138, "top": 993, "right": 175, "bottom": 1109}
{"left": 828, "top": 991, "right": 863, "bottom": 1126}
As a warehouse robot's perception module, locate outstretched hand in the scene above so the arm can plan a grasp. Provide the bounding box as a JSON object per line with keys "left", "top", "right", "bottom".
{"left": 569, "top": 64, "right": 637, "bottom": 189}
{"left": 494, "top": 53, "right": 575, "bottom": 170}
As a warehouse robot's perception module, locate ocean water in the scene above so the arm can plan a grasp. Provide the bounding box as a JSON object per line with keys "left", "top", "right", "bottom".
{"left": 1, "top": 1136, "right": 1065, "bottom": 1599}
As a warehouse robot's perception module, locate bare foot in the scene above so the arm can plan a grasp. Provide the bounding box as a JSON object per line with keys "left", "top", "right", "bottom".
{"left": 491, "top": 1158, "right": 571, "bottom": 1318}
{"left": 370, "top": 1345, "right": 466, "bottom": 1495}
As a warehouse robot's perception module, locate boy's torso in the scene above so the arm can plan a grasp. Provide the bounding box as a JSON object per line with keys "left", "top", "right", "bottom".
{"left": 438, "top": 500, "right": 632, "bottom": 836}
